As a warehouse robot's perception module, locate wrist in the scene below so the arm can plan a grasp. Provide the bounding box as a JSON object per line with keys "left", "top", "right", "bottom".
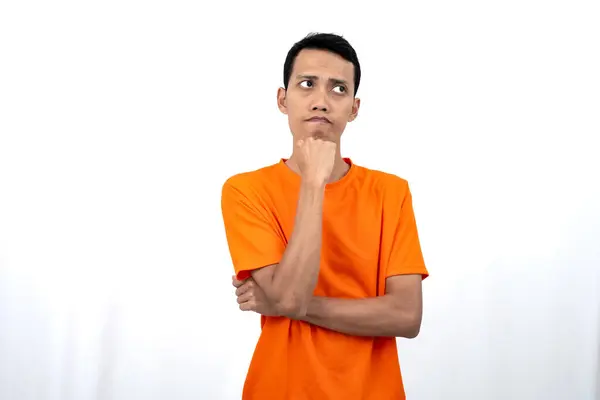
{"left": 302, "top": 296, "right": 321, "bottom": 319}
{"left": 300, "top": 178, "right": 326, "bottom": 192}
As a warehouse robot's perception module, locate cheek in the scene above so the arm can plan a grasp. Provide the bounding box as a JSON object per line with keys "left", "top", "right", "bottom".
{"left": 284, "top": 93, "right": 303, "bottom": 109}
{"left": 332, "top": 103, "right": 354, "bottom": 124}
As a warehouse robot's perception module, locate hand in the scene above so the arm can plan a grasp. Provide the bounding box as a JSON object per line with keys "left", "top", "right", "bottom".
{"left": 232, "top": 275, "right": 280, "bottom": 317}
{"left": 295, "top": 137, "right": 337, "bottom": 185}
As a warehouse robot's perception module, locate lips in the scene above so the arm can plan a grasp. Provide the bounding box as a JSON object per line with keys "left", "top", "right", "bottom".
{"left": 306, "top": 116, "right": 331, "bottom": 123}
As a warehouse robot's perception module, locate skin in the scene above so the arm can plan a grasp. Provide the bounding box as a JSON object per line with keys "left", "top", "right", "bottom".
{"left": 277, "top": 48, "right": 361, "bottom": 183}
{"left": 232, "top": 48, "right": 423, "bottom": 338}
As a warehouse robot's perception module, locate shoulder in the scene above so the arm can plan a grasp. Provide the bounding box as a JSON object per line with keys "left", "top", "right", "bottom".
{"left": 353, "top": 163, "right": 410, "bottom": 198}
{"left": 352, "top": 163, "right": 418, "bottom": 218}
{"left": 221, "top": 162, "right": 281, "bottom": 200}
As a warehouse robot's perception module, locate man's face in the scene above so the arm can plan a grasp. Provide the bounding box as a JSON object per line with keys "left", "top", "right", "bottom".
{"left": 277, "top": 49, "right": 360, "bottom": 143}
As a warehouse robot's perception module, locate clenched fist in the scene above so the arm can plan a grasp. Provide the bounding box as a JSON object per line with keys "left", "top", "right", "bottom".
{"left": 232, "top": 276, "right": 280, "bottom": 317}
{"left": 296, "top": 137, "right": 337, "bottom": 186}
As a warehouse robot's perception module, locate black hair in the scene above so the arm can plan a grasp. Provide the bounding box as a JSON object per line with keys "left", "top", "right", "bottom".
{"left": 283, "top": 32, "right": 361, "bottom": 96}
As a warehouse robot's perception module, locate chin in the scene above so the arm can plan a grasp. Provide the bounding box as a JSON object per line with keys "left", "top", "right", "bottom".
{"left": 309, "top": 129, "right": 332, "bottom": 138}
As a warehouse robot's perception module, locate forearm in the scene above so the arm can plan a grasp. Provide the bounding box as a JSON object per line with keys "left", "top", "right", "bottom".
{"left": 299, "top": 295, "right": 421, "bottom": 338}
{"left": 268, "top": 181, "right": 325, "bottom": 317}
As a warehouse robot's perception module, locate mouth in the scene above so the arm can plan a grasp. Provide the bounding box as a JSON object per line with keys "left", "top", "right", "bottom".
{"left": 306, "top": 116, "right": 331, "bottom": 124}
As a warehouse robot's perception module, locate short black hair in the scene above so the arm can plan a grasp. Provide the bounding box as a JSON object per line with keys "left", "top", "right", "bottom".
{"left": 283, "top": 32, "right": 361, "bottom": 96}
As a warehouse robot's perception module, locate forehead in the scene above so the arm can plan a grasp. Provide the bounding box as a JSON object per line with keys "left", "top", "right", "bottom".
{"left": 292, "top": 49, "right": 354, "bottom": 84}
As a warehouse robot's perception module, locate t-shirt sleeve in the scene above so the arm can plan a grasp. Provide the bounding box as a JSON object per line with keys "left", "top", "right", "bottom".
{"left": 220, "top": 178, "right": 286, "bottom": 281}
{"left": 385, "top": 181, "right": 429, "bottom": 280}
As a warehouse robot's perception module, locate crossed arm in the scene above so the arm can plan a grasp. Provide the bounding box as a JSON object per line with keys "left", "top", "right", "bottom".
{"left": 234, "top": 272, "right": 423, "bottom": 338}
{"left": 223, "top": 177, "right": 425, "bottom": 338}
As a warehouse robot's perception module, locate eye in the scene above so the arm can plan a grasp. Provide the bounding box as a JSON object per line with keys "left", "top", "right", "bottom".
{"left": 332, "top": 85, "right": 346, "bottom": 94}
{"left": 299, "top": 80, "right": 313, "bottom": 88}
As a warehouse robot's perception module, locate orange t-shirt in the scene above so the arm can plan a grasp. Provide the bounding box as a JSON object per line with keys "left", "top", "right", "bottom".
{"left": 221, "top": 158, "right": 428, "bottom": 400}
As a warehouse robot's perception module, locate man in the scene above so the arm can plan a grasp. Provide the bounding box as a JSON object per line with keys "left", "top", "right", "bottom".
{"left": 220, "top": 32, "right": 428, "bottom": 400}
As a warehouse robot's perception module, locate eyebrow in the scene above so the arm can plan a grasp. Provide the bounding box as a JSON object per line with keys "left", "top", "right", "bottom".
{"left": 296, "top": 74, "right": 349, "bottom": 86}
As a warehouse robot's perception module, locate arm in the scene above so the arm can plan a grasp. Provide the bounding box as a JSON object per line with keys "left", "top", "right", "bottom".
{"left": 222, "top": 139, "right": 335, "bottom": 319}
{"left": 251, "top": 180, "right": 325, "bottom": 318}
{"left": 236, "top": 179, "right": 429, "bottom": 336}
{"left": 298, "top": 180, "right": 428, "bottom": 337}
{"left": 298, "top": 274, "right": 423, "bottom": 338}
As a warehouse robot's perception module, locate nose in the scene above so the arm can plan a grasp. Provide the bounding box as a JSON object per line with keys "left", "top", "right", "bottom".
{"left": 310, "top": 88, "right": 329, "bottom": 112}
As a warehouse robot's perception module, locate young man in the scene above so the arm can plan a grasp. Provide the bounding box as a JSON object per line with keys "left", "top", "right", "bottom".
{"left": 220, "top": 32, "right": 428, "bottom": 400}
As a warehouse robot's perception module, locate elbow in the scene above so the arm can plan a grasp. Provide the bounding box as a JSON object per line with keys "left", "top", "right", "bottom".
{"left": 402, "top": 324, "right": 421, "bottom": 339}
{"left": 397, "top": 312, "right": 422, "bottom": 339}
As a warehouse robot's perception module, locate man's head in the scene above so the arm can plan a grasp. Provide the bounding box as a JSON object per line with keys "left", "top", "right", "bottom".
{"left": 277, "top": 33, "right": 361, "bottom": 144}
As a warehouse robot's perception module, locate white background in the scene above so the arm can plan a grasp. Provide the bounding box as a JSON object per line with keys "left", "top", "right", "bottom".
{"left": 1, "top": 1, "right": 599, "bottom": 399}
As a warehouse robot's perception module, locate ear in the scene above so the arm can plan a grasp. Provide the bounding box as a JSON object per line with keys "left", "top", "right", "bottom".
{"left": 277, "top": 87, "right": 288, "bottom": 114}
{"left": 348, "top": 97, "right": 360, "bottom": 122}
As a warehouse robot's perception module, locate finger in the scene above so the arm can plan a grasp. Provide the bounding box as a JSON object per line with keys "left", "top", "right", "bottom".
{"left": 236, "top": 280, "right": 253, "bottom": 296}
{"left": 237, "top": 290, "right": 253, "bottom": 304}
{"left": 232, "top": 275, "right": 245, "bottom": 288}
{"left": 239, "top": 300, "right": 255, "bottom": 311}
{"left": 232, "top": 275, "right": 242, "bottom": 286}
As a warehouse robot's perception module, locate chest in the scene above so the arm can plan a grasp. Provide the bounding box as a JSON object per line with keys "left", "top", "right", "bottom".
{"left": 274, "top": 190, "right": 384, "bottom": 298}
